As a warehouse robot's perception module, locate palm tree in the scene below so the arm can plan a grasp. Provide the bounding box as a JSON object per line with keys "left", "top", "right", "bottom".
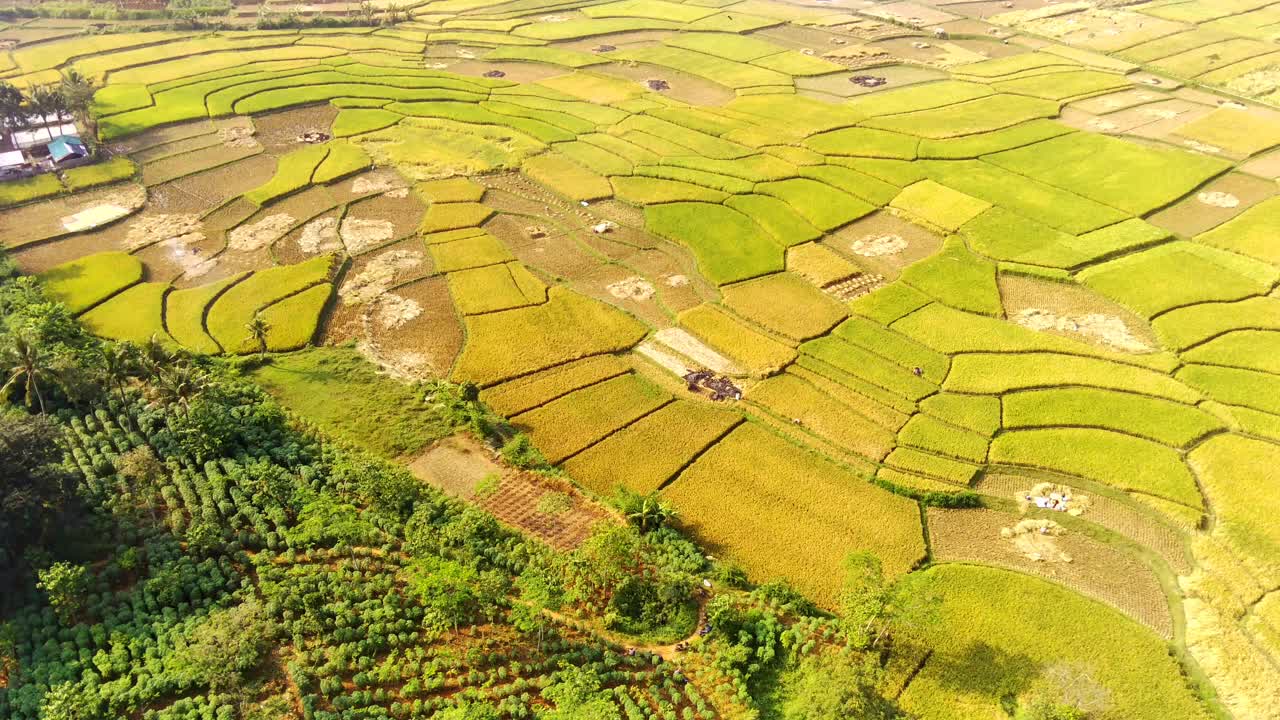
{"left": 1, "top": 337, "right": 58, "bottom": 414}
{"left": 245, "top": 316, "right": 270, "bottom": 359}
{"left": 137, "top": 335, "right": 172, "bottom": 379}
{"left": 96, "top": 343, "right": 137, "bottom": 407}
{"left": 26, "top": 85, "right": 67, "bottom": 140}
{"left": 153, "top": 364, "right": 204, "bottom": 416}
{"left": 58, "top": 69, "right": 97, "bottom": 149}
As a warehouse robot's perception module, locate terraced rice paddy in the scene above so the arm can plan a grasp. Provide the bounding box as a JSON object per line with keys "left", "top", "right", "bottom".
{"left": 6, "top": 0, "right": 1280, "bottom": 715}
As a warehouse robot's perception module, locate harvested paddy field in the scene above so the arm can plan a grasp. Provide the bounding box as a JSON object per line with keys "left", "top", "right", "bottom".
{"left": 4, "top": 0, "right": 1279, "bottom": 716}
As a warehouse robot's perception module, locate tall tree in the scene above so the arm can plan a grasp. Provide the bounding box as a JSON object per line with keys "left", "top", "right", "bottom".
{"left": 0, "top": 81, "right": 25, "bottom": 133}
{"left": 782, "top": 653, "right": 900, "bottom": 720}
{"left": 95, "top": 342, "right": 136, "bottom": 407}
{"left": 26, "top": 85, "right": 67, "bottom": 136}
{"left": 839, "top": 552, "right": 941, "bottom": 651}
{"left": 0, "top": 412, "right": 73, "bottom": 591}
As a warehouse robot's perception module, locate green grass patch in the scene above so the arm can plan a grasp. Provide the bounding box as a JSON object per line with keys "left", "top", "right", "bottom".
{"left": 990, "top": 427, "right": 1202, "bottom": 508}
{"left": 80, "top": 282, "right": 170, "bottom": 344}
{"left": 245, "top": 144, "right": 330, "bottom": 206}
{"left": 898, "top": 412, "right": 989, "bottom": 462}
{"left": 515, "top": 17, "right": 680, "bottom": 41}
{"left": 726, "top": 184, "right": 832, "bottom": 243}
{"left": 986, "top": 132, "right": 1231, "bottom": 216}
{"left": 633, "top": 165, "right": 754, "bottom": 194}
{"left": 481, "top": 354, "right": 631, "bottom": 417}
{"left": 801, "top": 336, "right": 937, "bottom": 402}
{"left": 679, "top": 304, "right": 797, "bottom": 375}
{"left": 484, "top": 46, "right": 606, "bottom": 68}
{"left": 523, "top": 152, "right": 612, "bottom": 201}
{"left": 722, "top": 272, "right": 847, "bottom": 341}
{"left": 796, "top": 164, "right": 898, "bottom": 205}
{"left": 848, "top": 80, "right": 994, "bottom": 117}
{"left": 991, "top": 69, "right": 1130, "bottom": 100}
{"left": 565, "top": 400, "right": 741, "bottom": 495}
{"left": 614, "top": 176, "right": 729, "bottom": 204}
{"left": 249, "top": 346, "right": 452, "bottom": 457}
{"left": 1152, "top": 296, "right": 1280, "bottom": 350}
{"left": 62, "top": 157, "right": 137, "bottom": 192}
{"left": 0, "top": 173, "right": 64, "bottom": 208}
{"left": 313, "top": 142, "right": 371, "bottom": 184}
{"left": 512, "top": 372, "right": 671, "bottom": 464}
{"left": 615, "top": 115, "right": 754, "bottom": 159}
{"left": 786, "top": 242, "right": 861, "bottom": 287}
{"left": 803, "top": 127, "right": 919, "bottom": 159}
{"left": 959, "top": 207, "right": 1088, "bottom": 269}
{"left": 750, "top": 50, "right": 843, "bottom": 76}
{"left": 885, "top": 446, "right": 979, "bottom": 485}
{"left": 1079, "top": 242, "right": 1275, "bottom": 318}
{"left": 917, "top": 119, "right": 1074, "bottom": 160}
{"left": 419, "top": 202, "right": 495, "bottom": 234}
{"left": 850, "top": 283, "right": 932, "bottom": 324}
{"left": 580, "top": 133, "right": 660, "bottom": 166}
{"left": 946, "top": 352, "right": 1202, "bottom": 403}
{"left": 553, "top": 141, "right": 632, "bottom": 176}
{"left": 833, "top": 316, "right": 950, "bottom": 380}
{"left": 664, "top": 31, "right": 783, "bottom": 61}
{"left": 164, "top": 274, "right": 247, "bottom": 355}
{"left": 661, "top": 153, "right": 796, "bottom": 182}
{"left": 452, "top": 287, "right": 648, "bottom": 386}
{"left": 1003, "top": 387, "right": 1223, "bottom": 448}
{"left": 890, "top": 180, "right": 990, "bottom": 231}
{"left": 922, "top": 160, "right": 1124, "bottom": 234}
{"left": 448, "top": 262, "right": 546, "bottom": 315}
{"left": 332, "top": 108, "right": 403, "bottom": 137}
{"left": 755, "top": 178, "right": 875, "bottom": 231}
{"left": 645, "top": 202, "right": 783, "bottom": 285}
{"left": 429, "top": 232, "right": 514, "bottom": 272}
{"left": 206, "top": 256, "right": 335, "bottom": 354}
{"left": 1183, "top": 329, "right": 1280, "bottom": 374}
{"left": 416, "top": 177, "right": 486, "bottom": 203}
{"left": 1177, "top": 364, "right": 1280, "bottom": 415}
{"left": 258, "top": 284, "right": 332, "bottom": 351}
{"left": 583, "top": 0, "right": 718, "bottom": 23}
{"left": 41, "top": 251, "right": 142, "bottom": 314}
{"left": 900, "top": 238, "right": 1002, "bottom": 316}
{"left": 729, "top": 94, "right": 866, "bottom": 136}
{"left": 92, "top": 83, "right": 152, "bottom": 116}
{"left": 920, "top": 392, "right": 1001, "bottom": 437}
{"left": 953, "top": 52, "right": 1077, "bottom": 79}
{"left": 1197, "top": 195, "right": 1280, "bottom": 265}
{"left": 862, "top": 94, "right": 1060, "bottom": 140}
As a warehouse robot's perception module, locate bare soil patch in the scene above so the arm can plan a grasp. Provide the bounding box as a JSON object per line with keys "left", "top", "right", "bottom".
{"left": 447, "top": 59, "right": 567, "bottom": 84}
{"left": 1239, "top": 148, "right": 1280, "bottom": 179}
{"left": 12, "top": 233, "right": 129, "bottom": 275}
{"left": 343, "top": 190, "right": 425, "bottom": 249}
{"left": 653, "top": 327, "right": 743, "bottom": 376}
{"left": 928, "top": 507, "right": 1173, "bottom": 637}
{"left": 252, "top": 104, "right": 341, "bottom": 155}
{"left": 825, "top": 212, "right": 941, "bottom": 279}
{"left": 228, "top": 213, "right": 297, "bottom": 253}
{"left": 358, "top": 276, "right": 463, "bottom": 379}
{"left": 142, "top": 143, "right": 261, "bottom": 186}
{"left": 477, "top": 471, "right": 613, "bottom": 551}
{"left": 0, "top": 183, "right": 145, "bottom": 248}
{"left": 110, "top": 119, "right": 216, "bottom": 155}
{"left": 132, "top": 133, "right": 223, "bottom": 165}
{"left": 998, "top": 274, "right": 1158, "bottom": 352}
{"left": 798, "top": 63, "right": 947, "bottom": 100}
{"left": 330, "top": 168, "right": 410, "bottom": 205}
{"left": 339, "top": 240, "right": 430, "bottom": 305}
{"left": 1070, "top": 88, "right": 1167, "bottom": 115}
{"left": 1148, "top": 172, "right": 1276, "bottom": 237}
{"left": 164, "top": 154, "right": 278, "bottom": 206}
{"left": 408, "top": 434, "right": 502, "bottom": 500}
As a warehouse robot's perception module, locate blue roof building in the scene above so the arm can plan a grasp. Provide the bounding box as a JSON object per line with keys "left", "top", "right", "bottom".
{"left": 48, "top": 135, "right": 88, "bottom": 163}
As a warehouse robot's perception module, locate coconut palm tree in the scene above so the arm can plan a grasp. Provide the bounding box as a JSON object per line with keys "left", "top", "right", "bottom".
{"left": 245, "top": 316, "right": 270, "bottom": 359}
{"left": 25, "top": 85, "right": 67, "bottom": 139}
{"left": 1, "top": 336, "right": 58, "bottom": 414}
{"left": 58, "top": 69, "right": 97, "bottom": 148}
{"left": 153, "top": 364, "right": 203, "bottom": 416}
{"left": 96, "top": 343, "right": 137, "bottom": 407}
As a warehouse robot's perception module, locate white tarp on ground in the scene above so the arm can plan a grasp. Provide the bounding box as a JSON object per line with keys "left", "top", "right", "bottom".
{"left": 61, "top": 204, "right": 132, "bottom": 233}
{"left": 10, "top": 123, "right": 77, "bottom": 149}
{"left": 0, "top": 150, "right": 26, "bottom": 168}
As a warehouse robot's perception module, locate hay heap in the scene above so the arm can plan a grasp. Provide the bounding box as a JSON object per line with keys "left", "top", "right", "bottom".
{"left": 1016, "top": 482, "right": 1090, "bottom": 516}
